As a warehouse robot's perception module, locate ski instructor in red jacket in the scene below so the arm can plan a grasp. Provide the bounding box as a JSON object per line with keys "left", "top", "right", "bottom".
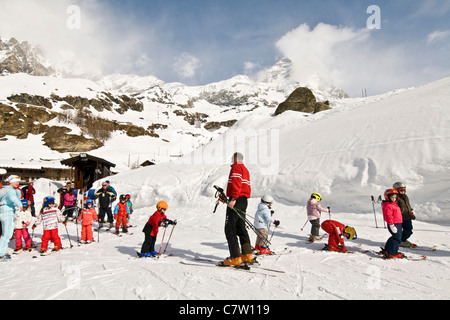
{"left": 223, "top": 152, "right": 252, "bottom": 266}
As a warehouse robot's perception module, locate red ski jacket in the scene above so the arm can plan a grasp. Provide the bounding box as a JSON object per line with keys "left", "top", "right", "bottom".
{"left": 147, "top": 210, "right": 168, "bottom": 237}
{"left": 226, "top": 163, "right": 251, "bottom": 199}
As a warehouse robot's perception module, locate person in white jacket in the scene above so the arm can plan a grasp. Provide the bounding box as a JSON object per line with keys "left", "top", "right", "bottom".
{"left": 0, "top": 175, "right": 23, "bottom": 261}
{"left": 254, "top": 195, "right": 280, "bottom": 255}
{"left": 307, "top": 192, "right": 330, "bottom": 242}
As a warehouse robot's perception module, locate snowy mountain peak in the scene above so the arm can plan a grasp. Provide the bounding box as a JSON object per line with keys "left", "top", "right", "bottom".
{"left": 258, "top": 57, "right": 293, "bottom": 83}
{"left": 0, "top": 37, "right": 55, "bottom": 77}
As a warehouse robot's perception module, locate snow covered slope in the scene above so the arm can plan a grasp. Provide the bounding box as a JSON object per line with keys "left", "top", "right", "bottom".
{"left": 108, "top": 76, "right": 450, "bottom": 221}
{"left": 0, "top": 77, "right": 449, "bottom": 301}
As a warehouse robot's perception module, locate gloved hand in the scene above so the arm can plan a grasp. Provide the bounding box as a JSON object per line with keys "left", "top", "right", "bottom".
{"left": 274, "top": 220, "right": 280, "bottom": 227}
{"left": 411, "top": 212, "right": 416, "bottom": 220}
{"left": 168, "top": 220, "right": 177, "bottom": 226}
{"left": 32, "top": 224, "right": 36, "bottom": 230}
{"left": 160, "top": 220, "right": 169, "bottom": 228}
{"left": 390, "top": 225, "right": 398, "bottom": 234}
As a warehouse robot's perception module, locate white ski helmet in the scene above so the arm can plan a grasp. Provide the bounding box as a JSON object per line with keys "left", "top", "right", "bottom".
{"left": 261, "top": 195, "right": 274, "bottom": 205}
{"left": 393, "top": 182, "right": 406, "bottom": 190}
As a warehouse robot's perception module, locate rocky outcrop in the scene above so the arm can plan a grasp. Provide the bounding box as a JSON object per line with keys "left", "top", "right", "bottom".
{"left": 275, "top": 87, "right": 331, "bottom": 115}
{"left": 204, "top": 120, "right": 238, "bottom": 131}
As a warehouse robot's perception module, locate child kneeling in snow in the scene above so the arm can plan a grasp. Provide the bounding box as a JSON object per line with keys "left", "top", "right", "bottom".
{"left": 139, "top": 201, "right": 176, "bottom": 258}
{"left": 32, "top": 197, "right": 65, "bottom": 253}
{"left": 321, "top": 220, "right": 357, "bottom": 253}
{"left": 254, "top": 195, "right": 280, "bottom": 255}
{"left": 77, "top": 199, "right": 98, "bottom": 244}
{"left": 14, "top": 199, "right": 33, "bottom": 252}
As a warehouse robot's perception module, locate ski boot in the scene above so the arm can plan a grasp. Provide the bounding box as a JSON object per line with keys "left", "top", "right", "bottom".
{"left": 222, "top": 257, "right": 243, "bottom": 266}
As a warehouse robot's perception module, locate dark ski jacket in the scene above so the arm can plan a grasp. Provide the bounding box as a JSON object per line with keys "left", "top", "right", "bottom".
{"left": 397, "top": 193, "right": 415, "bottom": 220}
{"left": 94, "top": 188, "right": 117, "bottom": 208}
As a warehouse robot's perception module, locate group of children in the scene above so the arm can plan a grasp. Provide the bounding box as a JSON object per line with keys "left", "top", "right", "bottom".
{"left": 300, "top": 181, "right": 416, "bottom": 259}
{"left": 10, "top": 177, "right": 416, "bottom": 260}
{"left": 13, "top": 188, "right": 136, "bottom": 254}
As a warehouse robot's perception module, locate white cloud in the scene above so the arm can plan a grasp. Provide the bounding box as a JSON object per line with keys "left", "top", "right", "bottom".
{"left": 427, "top": 30, "right": 450, "bottom": 44}
{"left": 274, "top": 23, "right": 449, "bottom": 97}
{"left": 173, "top": 52, "right": 201, "bottom": 79}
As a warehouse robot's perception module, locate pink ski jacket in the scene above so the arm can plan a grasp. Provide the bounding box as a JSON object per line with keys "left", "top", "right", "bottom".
{"left": 382, "top": 201, "right": 403, "bottom": 225}
{"left": 307, "top": 198, "right": 329, "bottom": 221}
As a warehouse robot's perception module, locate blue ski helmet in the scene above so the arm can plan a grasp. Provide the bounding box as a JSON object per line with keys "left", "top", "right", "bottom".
{"left": 43, "top": 196, "right": 55, "bottom": 207}
{"left": 85, "top": 199, "right": 94, "bottom": 207}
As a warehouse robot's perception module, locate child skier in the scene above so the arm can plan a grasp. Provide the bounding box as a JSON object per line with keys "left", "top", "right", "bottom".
{"left": 32, "top": 197, "right": 65, "bottom": 253}
{"left": 307, "top": 192, "right": 330, "bottom": 242}
{"left": 14, "top": 199, "right": 33, "bottom": 252}
{"left": 382, "top": 188, "right": 404, "bottom": 259}
{"left": 139, "top": 201, "right": 176, "bottom": 258}
{"left": 321, "top": 220, "right": 357, "bottom": 253}
{"left": 125, "top": 194, "right": 133, "bottom": 226}
{"left": 77, "top": 199, "right": 98, "bottom": 244}
{"left": 254, "top": 195, "right": 280, "bottom": 255}
{"left": 393, "top": 182, "right": 416, "bottom": 248}
{"left": 113, "top": 195, "right": 131, "bottom": 234}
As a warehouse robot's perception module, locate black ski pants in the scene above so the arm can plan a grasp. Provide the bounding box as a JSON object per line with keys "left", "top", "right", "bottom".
{"left": 141, "top": 233, "right": 157, "bottom": 254}
{"left": 99, "top": 207, "right": 113, "bottom": 224}
{"left": 225, "top": 197, "right": 252, "bottom": 259}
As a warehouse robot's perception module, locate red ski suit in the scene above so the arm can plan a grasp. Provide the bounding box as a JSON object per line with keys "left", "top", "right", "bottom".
{"left": 77, "top": 208, "right": 98, "bottom": 242}
{"left": 321, "top": 220, "right": 347, "bottom": 252}
{"left": 114, "top": 202, "right": 130, "bottom": 230}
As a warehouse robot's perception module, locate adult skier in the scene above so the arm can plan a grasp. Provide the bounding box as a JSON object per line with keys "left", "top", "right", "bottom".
{"left": 94, "top": 182, "right": 117, "bottom": 229}
{"left": 393, "top": 182, "right": 416, "bottom": 248}
{"left": 0, "top": 176, "right": 23, "bottom": 261}
{"left": 223, "top": 152, "right": 252, "bottom": 266}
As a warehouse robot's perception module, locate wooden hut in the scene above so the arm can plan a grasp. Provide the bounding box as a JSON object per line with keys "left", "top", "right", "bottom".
{"left": 60, "top": 153, "right": 116, "bottom": 191}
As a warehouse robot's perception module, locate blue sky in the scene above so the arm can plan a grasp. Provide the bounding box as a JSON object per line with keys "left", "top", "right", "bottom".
{"left": 1, "top": 0, "right": 450, "bottom": 96}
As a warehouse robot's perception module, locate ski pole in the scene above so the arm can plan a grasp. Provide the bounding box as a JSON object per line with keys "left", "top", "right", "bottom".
{"left": 377, "top": 195, "right": 386, "bottom": 228}
{"left": 63, "top": 222, "right": 73, "bottom": 248}
{"left": 269, "top": 226, "right": 276, "bottom": 243}
{"left": 300, "top": 219, "right": 309, "bottom": 231}
{"left": 30, "top": 228, "right": 37, "bottom": 249}
{"left": 157, "top": 226, "right": 168, "bottom": 259}
{"left": 328, "top": 207, "right": 331, "bottom": 220}
{"left": 371, "top": 196, "right": 379, "bottom": 228}
{"left": 163, "top": 220, "right": 177, "bottom": 254}
{"left": 75, "top": 219, "right": 80, "bottom": 243}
